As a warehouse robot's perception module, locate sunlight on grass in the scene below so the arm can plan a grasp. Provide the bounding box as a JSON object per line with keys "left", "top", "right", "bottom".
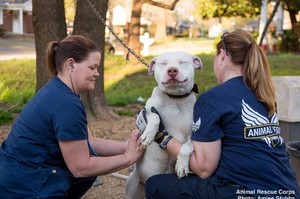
{"left": 0, "top": 53, "right": 299, "bottom": 108}
{"left": 268, "top": 54, "right": 300, "bottom": 76}
{"left": 104, "top": 54, "right": 152, "bottom": 89}
{"left": 0, "top": 59, "right": 36, "bottom": 105}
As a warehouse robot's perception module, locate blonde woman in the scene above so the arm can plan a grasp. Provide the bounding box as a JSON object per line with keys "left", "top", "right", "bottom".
{"left": 138, "top": 30, "right": 300, "bottom": 198}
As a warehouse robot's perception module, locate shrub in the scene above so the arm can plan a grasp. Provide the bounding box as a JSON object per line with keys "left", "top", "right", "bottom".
{"left": 0, "top": 109, "right": 13, "bottom": 125}
{"left": 278, "top": 30, "right": 300, "bottom": 53}
{"left": 0, "top": 28, "right": 5, "bottom": 37}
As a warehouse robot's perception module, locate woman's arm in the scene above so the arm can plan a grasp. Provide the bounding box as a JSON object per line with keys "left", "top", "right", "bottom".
{"left": 189, "top": 139, "right": 221, "bottom": 178}
{"left": 87, "top": 128, "right": 127, "bottom": 156}
{"left": 59, "top": 130, "right": 144, "bottom": 178}
{"left": 163, "top": 137, "right": 221, "bottom": 179}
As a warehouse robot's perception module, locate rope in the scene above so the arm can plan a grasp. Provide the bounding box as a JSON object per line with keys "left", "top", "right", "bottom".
{"left": 85, "top": 0, "right": 149, "bottom": 67}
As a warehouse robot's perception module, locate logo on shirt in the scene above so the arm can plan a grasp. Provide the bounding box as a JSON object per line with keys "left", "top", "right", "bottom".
{"left": 192, "top": 117, "right": 201, "bottom": 132}
{"left": 241, "top": 99, "right": 283, "bottom": 147}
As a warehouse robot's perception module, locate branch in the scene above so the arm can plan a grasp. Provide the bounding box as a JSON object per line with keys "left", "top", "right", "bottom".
{"left": 259, "top": 0, "right": 282, "bottom": 46}
{"left": 144, "top": 0, "right": 180, "bottom": 10}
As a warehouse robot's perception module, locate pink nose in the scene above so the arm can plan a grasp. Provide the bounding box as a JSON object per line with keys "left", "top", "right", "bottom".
{"left": 168, "top": 67, "right": 178, "bottom": 78}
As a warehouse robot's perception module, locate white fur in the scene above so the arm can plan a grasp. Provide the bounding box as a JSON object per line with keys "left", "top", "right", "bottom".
{"left": 125, "top": 51, "right": 202, "bottom": 199}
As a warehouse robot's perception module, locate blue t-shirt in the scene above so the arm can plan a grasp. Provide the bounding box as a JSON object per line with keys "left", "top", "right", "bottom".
{"left": 0, "top": 77, "right": 88, "bottom": 197}
{"left": 192, "top": 76, "right": 300, "bottom": 197}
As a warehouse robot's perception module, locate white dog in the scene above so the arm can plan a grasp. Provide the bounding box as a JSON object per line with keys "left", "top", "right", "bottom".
{"left": 125, "top": 51, "right": 203, "bottom": 199}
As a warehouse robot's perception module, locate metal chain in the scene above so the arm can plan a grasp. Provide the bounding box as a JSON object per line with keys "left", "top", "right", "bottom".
{"left": 85, "top": 0, "right": 149, "bottom": 67}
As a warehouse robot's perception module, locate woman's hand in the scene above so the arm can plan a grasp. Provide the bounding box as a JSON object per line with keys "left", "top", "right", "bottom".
{"left": 123, "top": 130, "right": 144, "bottom": 164}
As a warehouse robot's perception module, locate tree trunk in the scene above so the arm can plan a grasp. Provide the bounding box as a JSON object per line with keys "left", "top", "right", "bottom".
{"left": 259, "top": 0, "right": 282, "bottom": 47}
{"left": 32, "top": 0, "right": 67, "bottom": 91}
{"left": 126, "top": 0, "right": 180, "bottom": 59}
{"left": 286, "top": 7, "right": 300, "bottom": 38}
{"left": 73, "top": 0, "right": 117, "bottom": 121}
{"left": 154, "top": 9, "right": 168, "bottom": 42}
{"left": 128, "top": 0, "right": 143, "bottom": 58}
{"left": 258, "top": 0, "right": 268, "bottom": 47}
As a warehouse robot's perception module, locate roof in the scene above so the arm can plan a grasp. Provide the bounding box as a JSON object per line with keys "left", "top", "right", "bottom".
{"left": 0, "top": 0, "right": 32, "bottom": 11}
{"left": 0, "top": 0, "right": 30, "bottom": 3}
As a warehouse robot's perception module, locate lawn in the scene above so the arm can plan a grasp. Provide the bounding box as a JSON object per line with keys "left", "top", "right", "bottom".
{"left": 105, "top": 53, "right": 300, "bottom": 106}
{"left": 0, "top": 52, "right": 300, "bottom": 124}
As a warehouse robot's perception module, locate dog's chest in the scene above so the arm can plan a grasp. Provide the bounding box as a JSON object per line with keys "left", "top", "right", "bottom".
{"left": 147, "top": 87, "right": 196, "bottom": 141}
{"left": 159, "top": 102, "right": 194, "bottom": 142}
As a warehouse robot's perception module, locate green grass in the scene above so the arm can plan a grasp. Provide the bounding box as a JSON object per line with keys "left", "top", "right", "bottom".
{"left": 0, "top": 109, "right": 13, "bottom": 125}
{"left": 268, "top": 54, "right": 300, "bottom": 75}
{"left": 0, "top": 59, "right": 36, "bottom": 106}
{"left": 104, "top": 53, "right": 217, "bottom": 106}
{"left": 104, "top": 53, "right": 300, "bottom": 106}
{"left": 0, "top": 52, "right": 300, "bottom": 124}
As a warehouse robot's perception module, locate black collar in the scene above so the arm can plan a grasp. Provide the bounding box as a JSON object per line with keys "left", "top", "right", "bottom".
{"left": 166, "top": 84, "right": 199, "bottom": 98}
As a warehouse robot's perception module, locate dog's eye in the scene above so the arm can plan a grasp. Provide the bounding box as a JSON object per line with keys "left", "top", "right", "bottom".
{"left": 160, "top": 62, "right": 167, "bottom": 66}
{"left": 179, "top": 61, "right": 187, "bottom": 65}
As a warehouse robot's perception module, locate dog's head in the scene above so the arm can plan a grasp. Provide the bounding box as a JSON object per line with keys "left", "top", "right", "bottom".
{"left": 148, "top": 51, "right": 202, "bottom": 96}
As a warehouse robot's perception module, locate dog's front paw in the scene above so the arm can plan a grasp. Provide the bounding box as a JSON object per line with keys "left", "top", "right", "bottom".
{"left": 140, "top": 131, "right": 155, "bottom": 147}
{"left": 175, "top": 141, "right": 193, "bottom": 178}
{"left": 175, "top": 156, "right": 190, "bottom": 178}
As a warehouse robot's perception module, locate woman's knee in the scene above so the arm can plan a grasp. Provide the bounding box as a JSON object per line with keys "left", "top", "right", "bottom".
{"left": 145, "top": 173, "right": 180, "bottom": 199}
{"left": 145, "top": 175, "right": 158, "bottom": 194}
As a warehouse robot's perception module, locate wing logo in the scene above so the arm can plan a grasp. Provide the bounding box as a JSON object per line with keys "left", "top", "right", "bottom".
{"left": 192, "top": 117, "right": 201, "bottom": 132}
{"left": 241, "top": 99, "right": 283, "bottom": 147}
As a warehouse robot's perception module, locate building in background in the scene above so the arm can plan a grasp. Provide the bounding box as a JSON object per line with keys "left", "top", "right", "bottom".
{"left": 0, "top": 0, "right": 33, "bottom": 35}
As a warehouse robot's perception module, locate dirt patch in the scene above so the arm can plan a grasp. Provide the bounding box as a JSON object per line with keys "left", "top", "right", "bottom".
{"left": 0, "top": 107, "right": 142, "bottom": 199}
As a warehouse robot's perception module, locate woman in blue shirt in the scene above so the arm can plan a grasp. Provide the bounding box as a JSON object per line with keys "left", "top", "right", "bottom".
{"left": 0, "top": 35, "right": 144, "bottom": 198}
{"left": 137, "top": 30, "right": 300, "bottom": 198}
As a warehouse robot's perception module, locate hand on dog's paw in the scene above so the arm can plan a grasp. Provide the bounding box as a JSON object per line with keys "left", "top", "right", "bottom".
{"left": 140, "top": 131, "right": 155, "bottom": 147}
{"left": 136, "top": 108, "right": 147, "bottom": 134}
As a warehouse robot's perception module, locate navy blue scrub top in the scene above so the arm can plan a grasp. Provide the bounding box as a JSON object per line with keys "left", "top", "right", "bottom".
{"left": 0, "top": 77, "right": 88, "bottom": 197}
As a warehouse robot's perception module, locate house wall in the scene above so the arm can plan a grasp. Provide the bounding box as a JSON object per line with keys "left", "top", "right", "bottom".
{"left": 0, "top": 10, "right": 13, "bottom": 32}
{"left": 23, "top": 12, "right": 33, "bottom": 33}
{"left": 0, "top": 10, "right": 33, "bottom": 34}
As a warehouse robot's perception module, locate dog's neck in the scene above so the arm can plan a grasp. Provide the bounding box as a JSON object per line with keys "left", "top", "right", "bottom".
{"left": 166, "top": 84, "right": 199, "bottom": 98}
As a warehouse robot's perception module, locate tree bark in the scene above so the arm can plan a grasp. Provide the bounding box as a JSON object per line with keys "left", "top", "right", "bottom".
{"left": 127, "top": 0, "right": 180, "bottom": 58}
{"left": 73, "top": 0, "right": 117, "bottom": 121}
{"left": 286, "top": 6, "right": 300, "bottom": 38}
{"left": 32, "top": 0, "right": 67, "bottom": 91}
{"left": 128, "top": 0, "right": 143, "bottom": 57}
{"left": 154, "top": 9, "right": 167, "bottom": 42}
{"left": 259, "top": 0, "right": 282, "bottom": 47}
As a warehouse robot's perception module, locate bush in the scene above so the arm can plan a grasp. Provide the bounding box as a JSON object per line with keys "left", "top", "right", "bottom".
{"left": 0, "top": 28, "right": 5, "bottom": 37}
{"left": 0, "top": 109, "right": 13, "bottom": 125}
{"left": 278, "top": 30, "right": 300, "bottom": 53}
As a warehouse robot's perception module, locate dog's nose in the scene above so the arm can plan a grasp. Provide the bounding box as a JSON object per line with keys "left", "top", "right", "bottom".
{"left": 168, "top": 67, "right": 178, "bottom": 77}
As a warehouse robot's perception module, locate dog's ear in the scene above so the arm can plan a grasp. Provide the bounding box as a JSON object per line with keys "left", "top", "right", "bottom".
{"left": 148, "top": 58, "right": 156, "bottom": 75}
{"left": 192, "top": 55, "right": 203, "bottom": 71}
